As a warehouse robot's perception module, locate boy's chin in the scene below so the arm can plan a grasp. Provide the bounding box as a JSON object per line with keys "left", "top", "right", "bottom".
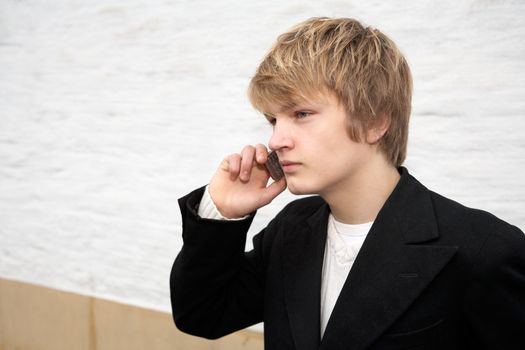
{"left": 286, "top": 181, "right": 317, "bottom": 196}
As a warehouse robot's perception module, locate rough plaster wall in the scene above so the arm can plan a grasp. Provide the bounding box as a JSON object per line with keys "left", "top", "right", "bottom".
{"left": 1, "top": 0, "right": 524, "bottom": 313}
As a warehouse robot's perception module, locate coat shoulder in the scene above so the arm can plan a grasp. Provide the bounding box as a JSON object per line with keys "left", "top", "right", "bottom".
{"left": 429, "top": 190, "right": 522, "bottom": 237}
{"left": 428, "top": 190, "right": 524, "bottom": 268}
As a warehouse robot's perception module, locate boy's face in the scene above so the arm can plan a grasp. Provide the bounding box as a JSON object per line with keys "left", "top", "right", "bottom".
{"left": 266, "top": 92, "right": 376, "bottom": 197}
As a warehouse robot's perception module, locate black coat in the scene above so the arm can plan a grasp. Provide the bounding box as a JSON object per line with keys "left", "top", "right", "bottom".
{"left": 170, "top": 167, "right": 525, "bottom": 349}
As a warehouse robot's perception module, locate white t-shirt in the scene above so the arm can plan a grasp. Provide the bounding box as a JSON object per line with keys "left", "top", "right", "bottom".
{"left": 320, "top": 215, "right": 372, "bottom": 337}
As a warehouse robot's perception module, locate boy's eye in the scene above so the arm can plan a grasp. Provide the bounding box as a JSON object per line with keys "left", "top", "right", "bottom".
{"left": 265, "top": 116, "right": 276, "bottom": 126}
{"left": 263, "top": 114, "right": 276, "bottom": 126}
{"left": 296, "top": 111, "right": 311, "bottom": 119}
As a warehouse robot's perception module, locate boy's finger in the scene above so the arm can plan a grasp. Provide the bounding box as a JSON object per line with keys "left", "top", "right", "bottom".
{"left": 226, "top": 154, "right": 241, "bottom": 180}
{"left": 240, "top": 146, "right": 256, "bottom": 181}
{"left": 220, "top": 158, "right": 230, "bottom": 171}
{"left": 259, "top": 177, "right": 287, "bottom": 206}
{"left": 254, "top": 144, "right": 268, "bottom": 164}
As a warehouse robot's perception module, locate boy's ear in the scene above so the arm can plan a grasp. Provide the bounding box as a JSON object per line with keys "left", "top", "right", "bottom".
{"left": 366, "top": 113, "right": 391, "bottom": 144}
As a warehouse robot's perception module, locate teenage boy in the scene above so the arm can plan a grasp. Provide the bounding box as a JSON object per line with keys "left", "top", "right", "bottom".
{"left": 170, "top": 17, "right": 525, "bottom": 349}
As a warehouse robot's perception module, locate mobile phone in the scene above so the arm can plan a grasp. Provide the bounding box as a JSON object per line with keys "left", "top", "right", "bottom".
{"left": 266, "top": 151, "right": 284, "bottom": 181}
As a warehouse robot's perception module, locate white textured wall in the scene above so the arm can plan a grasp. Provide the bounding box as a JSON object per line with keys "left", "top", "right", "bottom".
{"left": 1, "top": 0, "right": 524, "bottom": 313}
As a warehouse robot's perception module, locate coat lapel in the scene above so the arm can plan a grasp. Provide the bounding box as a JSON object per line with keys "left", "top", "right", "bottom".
{"left": 320, "top": 168, "right": 458, "bottom": 350}
{"left": 283, "top": 203, "right": 330, "bottom": 350}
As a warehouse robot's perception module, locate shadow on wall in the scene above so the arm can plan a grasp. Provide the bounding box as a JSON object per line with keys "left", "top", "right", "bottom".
{"left": 0, "top": 278, "right": 263, "bottom": 350}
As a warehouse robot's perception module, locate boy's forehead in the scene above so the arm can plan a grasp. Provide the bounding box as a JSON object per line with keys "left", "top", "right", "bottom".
{"left": 263, "top": 102, "right": 298, "bottom": 116}
{"left": 260, "top": 90, "right": 332, "bottom": 116}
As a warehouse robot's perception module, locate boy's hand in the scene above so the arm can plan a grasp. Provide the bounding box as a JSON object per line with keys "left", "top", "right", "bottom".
{"left": 209, "top": 144, "right": 287, "bottom": 219}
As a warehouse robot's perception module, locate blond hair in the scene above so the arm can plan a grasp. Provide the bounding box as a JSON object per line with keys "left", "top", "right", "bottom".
{"left": 248, "top": 17, "right": 412, "bottom": 166}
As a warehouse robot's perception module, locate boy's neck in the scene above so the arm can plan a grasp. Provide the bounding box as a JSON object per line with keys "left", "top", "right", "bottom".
{"left": 322, "top": 157, "right": 400, "bottom": 225}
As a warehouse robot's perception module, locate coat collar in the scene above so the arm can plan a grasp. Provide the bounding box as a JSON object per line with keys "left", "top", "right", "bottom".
{"left": 282, "top": 167, "right": 458, "bottom": 350}
{"left": 282, "top": 202, "right": 329, "bottom": 350}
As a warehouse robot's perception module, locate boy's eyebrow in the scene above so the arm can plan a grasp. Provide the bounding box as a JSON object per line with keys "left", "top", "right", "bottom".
{"left": 262, "top": 97, "right": 328, "bottom": 117}
{"left": 263, "top": 103, "right": 299, "bottom": 117}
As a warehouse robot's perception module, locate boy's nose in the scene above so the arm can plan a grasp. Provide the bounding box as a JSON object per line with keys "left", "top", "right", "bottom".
{"left": 268, "top": 122, "right": 294, "bottom": 151}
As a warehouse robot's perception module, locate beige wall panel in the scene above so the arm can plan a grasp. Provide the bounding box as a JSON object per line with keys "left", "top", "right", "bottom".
{"left": 92, "top": 297, "right": 263, "bottom": 350}
{"left": 0, "top": 278, "right": 263, "bottom": 350}
{"left": 0, "top": 278, "right": 93, "bottom": 350}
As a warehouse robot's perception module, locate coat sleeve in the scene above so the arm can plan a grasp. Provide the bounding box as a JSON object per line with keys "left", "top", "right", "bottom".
{"left": 170, "top": 186, "right": 273, "bottom": 339}
{"left": 463, "top": 220, "right": 525, "bottom": 349}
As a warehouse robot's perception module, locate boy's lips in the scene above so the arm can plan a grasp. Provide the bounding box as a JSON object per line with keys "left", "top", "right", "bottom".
{"left": 280, "top": 160, "right": 301, "bottom": 172}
